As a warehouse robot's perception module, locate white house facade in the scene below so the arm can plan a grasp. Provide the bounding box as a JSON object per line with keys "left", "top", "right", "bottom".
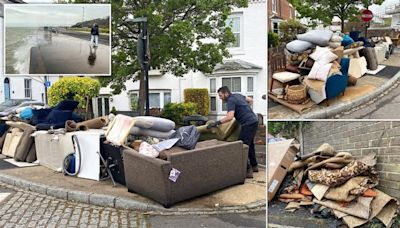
{"left": 96, "top": 0, "right": 267, "bottom": 120}
{"left": 0, "top": 4, "right": 60, "bottom": 104}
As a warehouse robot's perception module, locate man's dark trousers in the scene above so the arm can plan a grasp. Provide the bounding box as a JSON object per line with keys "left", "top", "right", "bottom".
{"left": 239, "top": 122, "right": 258, "bottom": 168}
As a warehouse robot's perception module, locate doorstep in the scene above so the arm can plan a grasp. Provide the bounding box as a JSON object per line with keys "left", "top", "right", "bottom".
{"left": 0, "top": 165, "right": 266, "bottom": 215}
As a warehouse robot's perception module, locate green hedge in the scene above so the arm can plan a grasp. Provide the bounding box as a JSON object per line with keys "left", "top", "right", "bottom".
{"left": 184, "top": 88, "right": 209, "bottom": 116}
{"left": 48, "top": 77, "right": 100, "bottom": 109}
{"left": 161, "top": 102, "right": 198, "bottom": 125}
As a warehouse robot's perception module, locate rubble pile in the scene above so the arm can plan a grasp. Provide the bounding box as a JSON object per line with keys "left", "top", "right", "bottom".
{"left": 269, "top": 140, "right": 399, "bottom": 228}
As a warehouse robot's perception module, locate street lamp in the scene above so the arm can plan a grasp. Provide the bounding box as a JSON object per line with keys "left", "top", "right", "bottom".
{"left": 124, "top": 17, "right": 150, "bottom": 116}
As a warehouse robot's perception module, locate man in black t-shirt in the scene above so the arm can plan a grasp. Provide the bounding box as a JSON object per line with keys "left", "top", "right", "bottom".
{"left": 207, "top": 86, "right": 259, "bottom": 178}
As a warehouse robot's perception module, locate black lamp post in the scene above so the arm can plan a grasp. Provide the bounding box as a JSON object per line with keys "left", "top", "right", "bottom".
{"left": 125, "top": 17, "right": 150, "bottom": 116}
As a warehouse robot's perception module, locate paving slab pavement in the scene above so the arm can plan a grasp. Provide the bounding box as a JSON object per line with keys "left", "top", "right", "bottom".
{"left": 0, "top": 143, "right": 266, "bottom": 214}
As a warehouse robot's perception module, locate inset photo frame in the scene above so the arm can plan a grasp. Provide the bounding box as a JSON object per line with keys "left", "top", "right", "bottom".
{"left": 4, "top": 4, "right": 111, "bottom": 76}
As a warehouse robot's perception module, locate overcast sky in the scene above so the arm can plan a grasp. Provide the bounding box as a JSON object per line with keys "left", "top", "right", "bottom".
{"left": 5, "top": 4, "right": 110, "bottom": 27}
{"left": 370, "top": 0, "right": 400, "bottom": 14}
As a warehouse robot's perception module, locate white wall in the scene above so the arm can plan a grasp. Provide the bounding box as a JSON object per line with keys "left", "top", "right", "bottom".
{"left": 104, "top": 0, "right": 267, "bottom": 117}
{"left": 392, "top": 14, "right": 400, "bottom": 28}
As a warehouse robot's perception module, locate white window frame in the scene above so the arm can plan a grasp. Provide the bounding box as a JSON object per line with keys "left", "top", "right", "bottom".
{"left": 96, "top": 96, "right": 110, "bottom": 117}
{"left": 210, "top": 75, "right": 256, "bottom": 114}
{"left": 272, "top": 0, "right": 277, "bottom": 13}
{"left": 226, "top": 13, "right": 244, "bottom": 54}
{"left": 272, "top": 21, "right": 279, "bottom": 34}
{"left": 24, "top": 79, "right": 32, "bottom": 99}
{"left": 129, "top": 89, "right": 172, "bottom": 110}
{"left": 209, "top": 77, "right": 218, "bottom": 114}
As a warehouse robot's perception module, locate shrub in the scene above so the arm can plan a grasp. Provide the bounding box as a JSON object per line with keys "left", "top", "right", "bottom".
{"left": 268, "top": 32, "right": 279, "bottom": 48}
{"left": 161, "top": 102, "right": 197, "bottom": 124}
{"left": 184, "top": 88, "right": 209, "bottom": 116}
{"left": 48, "top": 77, "right": 101, "bottom": 109}
{"left": 278, "top": 19, "right": 307, "bottom": 43}
{"left": 110, "top": 106, "right": 117, "bottom": 115}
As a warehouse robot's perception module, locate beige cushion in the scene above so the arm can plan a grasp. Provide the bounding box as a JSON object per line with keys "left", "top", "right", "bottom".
{"left": 272, "top": 71, "right": 301, "bottom": 83}
{"left": 349, "top": 57, "right": 368, "bottom": 78}
{"left": 310, "top": 46, "right": 338, "bottom": 64}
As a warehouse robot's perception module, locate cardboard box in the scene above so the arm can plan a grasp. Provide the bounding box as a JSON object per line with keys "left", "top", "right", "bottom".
{"left": 267, "top": 139, "right": 299, "bottom": 201}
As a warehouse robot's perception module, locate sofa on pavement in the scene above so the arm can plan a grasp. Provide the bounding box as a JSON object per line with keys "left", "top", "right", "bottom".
{"left": 123, "top": 139, "right": 248, "bottom": 207}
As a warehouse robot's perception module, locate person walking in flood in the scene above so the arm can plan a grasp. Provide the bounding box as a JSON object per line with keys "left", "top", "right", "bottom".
{"left": 90, "top": 23, "right": 99, "bottom": 47}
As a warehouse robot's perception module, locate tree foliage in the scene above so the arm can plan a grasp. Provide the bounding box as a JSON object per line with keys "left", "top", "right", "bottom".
{"left": 97, "top": 0, "right": 247, "bottom": 113}
{"left": 184, "top": 88, "right": 209, "bottom": 116}
{"left": 289, "top": 0, "right": 384, "bottom": 32}
{"left": 278, "top": 19, "right": 307, "bottom": 43}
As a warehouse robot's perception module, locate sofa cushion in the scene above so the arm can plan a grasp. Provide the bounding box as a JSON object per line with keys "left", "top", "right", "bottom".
{"left": 286, "top": 40, "right": 314, "bottom": 53}
{"left": 297, "top": 30, "right": 333, "bottom": 46}
{"left": 308, "top": 62, "right": 333, "bottom": 82}
{"left": 310, "top": 46, "right": 338, "bottom": 64}
{"left": 272, "top": 71, "right": 301, "bottom": 83}
{"left": 341, "top": 35, "right": 354, "bottom": 47}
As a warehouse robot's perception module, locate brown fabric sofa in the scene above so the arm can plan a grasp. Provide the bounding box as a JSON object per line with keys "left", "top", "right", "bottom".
{"left": 123, "top": 140, "right": 248, "bottom": 207}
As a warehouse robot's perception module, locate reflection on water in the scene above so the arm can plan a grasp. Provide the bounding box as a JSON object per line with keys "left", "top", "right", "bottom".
{"left": 88, "top": 45, "right": 97, "bottom": 66}
{"left": 5, "top": 27, "right": 53, "bottom": 74}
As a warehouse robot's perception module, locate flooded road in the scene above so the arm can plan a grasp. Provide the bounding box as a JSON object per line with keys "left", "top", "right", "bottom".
{"left": 6, "top": 28, "right": 111, "bottom": 75}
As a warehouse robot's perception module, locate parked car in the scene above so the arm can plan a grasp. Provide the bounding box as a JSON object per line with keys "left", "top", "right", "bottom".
{"left": 0, "top": 99, "right": 44, "bottom": 117}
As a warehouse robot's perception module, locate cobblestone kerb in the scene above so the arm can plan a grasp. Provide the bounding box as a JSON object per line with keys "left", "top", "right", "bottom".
{"left": 297, "top": 71, "right": 400, "bottom": 119}
{"left": 0, "top": 173, "right": 266, "bottom": 215}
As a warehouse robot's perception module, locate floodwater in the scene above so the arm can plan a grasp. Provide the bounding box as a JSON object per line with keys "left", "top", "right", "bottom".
{"left": 5, "top": 27, "right": 111, "bottom": 75}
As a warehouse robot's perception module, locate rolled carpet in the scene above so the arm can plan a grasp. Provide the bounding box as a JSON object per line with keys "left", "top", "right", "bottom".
{"left": 76, "top": 117, "right": 108, "bottom": 130}
{"left": 65, "top": 117, "right": 108, "bottom": 132}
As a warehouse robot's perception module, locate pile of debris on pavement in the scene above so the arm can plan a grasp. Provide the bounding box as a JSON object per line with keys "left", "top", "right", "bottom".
{"left": 269, "top": 29, "right": 396, "bottom": 113}
{"left": 268, "top": 139, "right": 400, "bottom": 228}
{"left": 0, "top": 99, "right": 252, "bottom": 208}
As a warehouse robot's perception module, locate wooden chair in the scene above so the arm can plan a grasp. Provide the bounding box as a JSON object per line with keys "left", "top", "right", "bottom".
{"left": 269, "top": 51, "right": 301, "bottom": 92}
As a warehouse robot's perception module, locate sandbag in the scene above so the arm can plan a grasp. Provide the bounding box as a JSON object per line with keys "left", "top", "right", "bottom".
{"left": 297, "top": 30, "right": 333, "bottom": 46}
{"left": 132, "top": 116, "right": 175, "bottom": 132}
{"left": 130, "top": 127, "right": 175, "bottom": 139}
{"left": 14, "top": 125, "right": 36, "bottom": 162}
{"left": 169, "top": 125, "right": 200, "bottom": 150}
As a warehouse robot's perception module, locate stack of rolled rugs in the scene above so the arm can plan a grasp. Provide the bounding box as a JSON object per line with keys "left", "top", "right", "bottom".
{"left": 279, "top": 143, "right": 399, "bottom": 228}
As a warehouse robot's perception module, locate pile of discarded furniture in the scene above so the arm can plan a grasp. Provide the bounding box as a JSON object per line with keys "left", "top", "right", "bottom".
{"left": 269, "top": 29, "right": 396, "bottom": 112}
{"left": 268, "top": 139, "right": 399, "bottom": 228}
{"left": 0, "top": 99, "right": 248, "bottom": 207}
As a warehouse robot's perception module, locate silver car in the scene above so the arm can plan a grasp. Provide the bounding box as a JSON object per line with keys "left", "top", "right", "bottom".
{"left": 0, "top": 99, "right": 45, "bottom": 117}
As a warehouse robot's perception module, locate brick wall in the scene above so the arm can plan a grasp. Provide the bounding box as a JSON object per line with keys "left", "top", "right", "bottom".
{"left": 267, "top": 0, "right": 295, "bottom": 32}
{"left": 302, "top": 121, "right": 400, "bottom": 199}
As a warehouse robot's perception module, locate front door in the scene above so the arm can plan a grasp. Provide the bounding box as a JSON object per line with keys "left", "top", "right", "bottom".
{"left": 4, "top": 78, "right": 10, "bottom": 100}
